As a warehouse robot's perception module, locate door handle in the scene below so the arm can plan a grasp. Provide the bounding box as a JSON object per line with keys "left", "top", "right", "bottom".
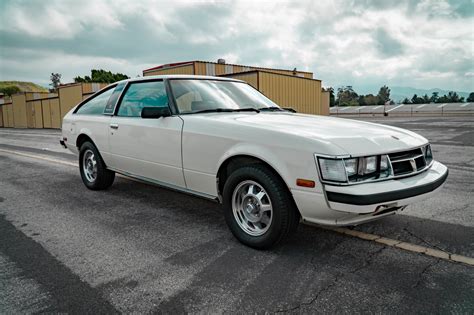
{"left": 110, "top": 123, "right": 119, "bottom": 129}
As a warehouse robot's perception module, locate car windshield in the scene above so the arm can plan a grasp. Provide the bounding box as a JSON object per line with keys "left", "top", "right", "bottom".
{"left": 169, "top": 79, "right": 280, "bottom": 114}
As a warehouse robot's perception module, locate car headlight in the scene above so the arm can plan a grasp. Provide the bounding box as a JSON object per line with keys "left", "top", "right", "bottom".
{"left": 423, "top": 144, "right": 433, "bottom": 165}
{"left": 317, "top": 154, "right": 392, "bottom": 184}
{"left": 318, "top": 158, "right": 347, "bottom": 182}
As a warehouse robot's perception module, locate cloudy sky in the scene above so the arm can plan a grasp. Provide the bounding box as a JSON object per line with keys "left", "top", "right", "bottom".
{"left": 1, "top": 0, "right": 473, "bottom": 92}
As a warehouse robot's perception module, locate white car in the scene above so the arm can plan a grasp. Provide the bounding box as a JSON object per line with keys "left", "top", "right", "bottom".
{"left": 61, "top": 75, "right": 448, "bottom": 248}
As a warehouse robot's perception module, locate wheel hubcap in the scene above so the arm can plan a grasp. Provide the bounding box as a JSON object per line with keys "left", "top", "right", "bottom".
{"left": 232, "top": 180, "right": 273, "bottom": 236}
{"left": 82, "top": 149, "right": 97, "bottom": 182}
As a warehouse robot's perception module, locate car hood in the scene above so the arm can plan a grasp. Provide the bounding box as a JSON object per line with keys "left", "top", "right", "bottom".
{"left": 200, "top": 112, "right": 428, "bottom": 156}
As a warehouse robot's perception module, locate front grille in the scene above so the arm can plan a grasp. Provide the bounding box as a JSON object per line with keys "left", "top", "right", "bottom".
{"left": 389, "top": 148, "right": 427, "bottom": 177}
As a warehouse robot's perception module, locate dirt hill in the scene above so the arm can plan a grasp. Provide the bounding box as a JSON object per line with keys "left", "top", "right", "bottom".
{"left": 0, "top": 81, "right": 49, "bottom": 93}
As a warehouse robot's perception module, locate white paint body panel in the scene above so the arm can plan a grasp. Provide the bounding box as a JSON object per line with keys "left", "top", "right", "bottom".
{"left": 61, "top": 75, "right": 448, "bottom": 227}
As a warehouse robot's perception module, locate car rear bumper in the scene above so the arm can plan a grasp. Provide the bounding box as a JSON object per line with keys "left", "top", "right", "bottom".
{"left": 292, "top": 161, "right": 448, "bottom": 226}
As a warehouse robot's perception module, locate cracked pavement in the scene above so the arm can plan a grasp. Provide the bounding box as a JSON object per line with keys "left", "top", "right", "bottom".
{"left": 1, "top": 116, "right": 473, "bottom": 313}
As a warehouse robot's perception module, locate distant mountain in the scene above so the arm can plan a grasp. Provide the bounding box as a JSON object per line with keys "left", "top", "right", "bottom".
{"left": 0, "top": 81, "right": 49, "bottom": 93}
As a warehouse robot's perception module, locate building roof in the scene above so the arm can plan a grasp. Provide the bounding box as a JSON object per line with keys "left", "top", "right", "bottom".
{"left": 142, "top": 60, "right": 313, "bottom": 75}
{"left": 117, "top": 74, "right": 244, "bottom": 84}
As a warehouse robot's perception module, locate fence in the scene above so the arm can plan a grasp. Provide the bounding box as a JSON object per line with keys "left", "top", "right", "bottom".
{"left": 0, "top": 83, "right": 108, "bottom": 129}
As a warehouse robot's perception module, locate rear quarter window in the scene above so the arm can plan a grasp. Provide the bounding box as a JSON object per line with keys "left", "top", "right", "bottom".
{"left": 76, "top": 87, "right": 115, "bottom": 115}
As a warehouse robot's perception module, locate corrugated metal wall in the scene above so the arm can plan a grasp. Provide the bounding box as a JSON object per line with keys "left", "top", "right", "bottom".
{"left": 12, "top": 94, "right": 28, "bottom": 128}
{"left": 58, "top": 84, "right": 83, "bottom": 124}
{"left": 49, "top": 98, "right": 61, "bottom": 128}
{"left": 2, "top": 104, "right": 14, "bottom": 127}
{"left": 194, "top": 61, "right": 313, "bottom": 78}
{"left": 224, "top": 71, "right": 324, "bottom": 115}
{"left": 143, "top": 61, "right": 313, "bottom": 78}
{"left": 144, "top": 64, "right": 195, "bottom": 76}
{"left": 2, "top": 83, "right": 106, "bottom": 129}
{"left": 257, "top": 72, "right": 322, "bottom": 115}
{"left": 224, "top": 72, "right": 259, "bottom": 89}
{"left": 321, "top": 91, "right": 330, "bottom": 116}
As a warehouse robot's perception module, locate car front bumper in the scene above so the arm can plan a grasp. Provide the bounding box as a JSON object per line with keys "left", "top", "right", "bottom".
{"left": 292, "top": 161, "right": 448, "bottom": 226}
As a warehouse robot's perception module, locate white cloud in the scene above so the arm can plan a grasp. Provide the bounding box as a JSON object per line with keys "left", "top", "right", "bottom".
{"left": 0, "top": 0, "right": 473, "bottom": 92}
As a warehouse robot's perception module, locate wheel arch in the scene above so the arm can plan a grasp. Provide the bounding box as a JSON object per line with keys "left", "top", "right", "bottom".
{"left": 216, "top": 154, "right": 293, "bottom": 204}
{"left": 76, "top": 133, "right": 95, "bottom": 149}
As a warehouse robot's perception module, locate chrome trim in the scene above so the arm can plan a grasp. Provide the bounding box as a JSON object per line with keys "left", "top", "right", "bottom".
{"left": 314, "top": 145, "right": 434, "bottom": 187}
{"left": 389, "top": 154, "right": 424, "bottom": 163}
{"left": 107, "top": 167, "right": 219, "bottom": 202}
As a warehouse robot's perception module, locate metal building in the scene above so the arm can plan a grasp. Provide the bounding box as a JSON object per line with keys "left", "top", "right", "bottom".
{"left": 142, "top": 60, "right": 328, "bottom": 115}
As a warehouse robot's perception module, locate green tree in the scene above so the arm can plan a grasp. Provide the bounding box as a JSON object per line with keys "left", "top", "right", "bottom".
{"left": 422, "top": 94, "right": 430, "bottom": 104}
{"left": 74, "top": 69, "right": 129, "bottom": 83}
{"left": 411, "top": 94, "right": 424, "bottom": 104}
{"left": 323, "top": 87, "right": 336, "bottom": 107}
{"left": 430, "top": 92, "right": 439, "bottom": 103}
{"left": 402, "top": 97, "right": 411, "bottom": 104}
{"left": 377, "top": 85, "right": 391, "bottom": 105}
{"left": 336, "top": 86, "right": 359, "bottom": 106}
{"left": 363, "top": 94, "right": 379, "bottom": 105}
{"left": 467, "top": 92, "right": 474, "bottom": 102}
{"left": 50, "top": 73, "right": 62, "bottom": 92}
{"left": 0, "top": 86, "right": 21, "bottom": 96}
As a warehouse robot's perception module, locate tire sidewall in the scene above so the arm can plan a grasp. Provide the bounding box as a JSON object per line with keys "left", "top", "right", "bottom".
{"left": 79, "top": 142, "right": 103, "bottom": 190}
{"left": 223, "top": 166, "right": 289, "bottom": 248}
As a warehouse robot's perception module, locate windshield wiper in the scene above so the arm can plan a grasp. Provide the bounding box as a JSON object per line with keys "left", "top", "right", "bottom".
{"left": 258, "top": 106, "right": 284, "bottom": 112}
{"left": 192, "top": 107, "right": 260, "bottom": 114}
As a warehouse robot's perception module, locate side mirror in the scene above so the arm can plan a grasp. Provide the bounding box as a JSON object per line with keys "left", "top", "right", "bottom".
{"left": 141, "top": 107, "right": 171, "bottom": 119}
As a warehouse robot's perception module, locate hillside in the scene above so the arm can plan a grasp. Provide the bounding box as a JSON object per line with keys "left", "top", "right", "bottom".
{"left": 0, "top": 81, "right": 49, "bottom": 93}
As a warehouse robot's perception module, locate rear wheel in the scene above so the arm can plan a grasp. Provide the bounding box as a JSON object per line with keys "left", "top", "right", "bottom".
{"left": 79, "top": 141, "right": 115, "bottom": 190}
{"left": 223, "top": 164, "right": 299, "bottom": 249}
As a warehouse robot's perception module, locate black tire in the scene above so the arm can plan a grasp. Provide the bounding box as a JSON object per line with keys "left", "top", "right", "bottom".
{"left": 223, "top": 164, "right": 300, "bottom": 249}
{"left": 79, "top": 141, "right": 115, "bottom": 190}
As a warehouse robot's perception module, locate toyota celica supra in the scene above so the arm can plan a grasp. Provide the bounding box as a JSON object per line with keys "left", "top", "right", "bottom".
{"left": 61, "top": 75, "right": 448, "bottom": 248}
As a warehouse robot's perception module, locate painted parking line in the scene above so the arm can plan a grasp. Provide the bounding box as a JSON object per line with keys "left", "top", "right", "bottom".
{"left": 339, "top": 107, "right": 351, "bottom": 111}
{"left": 1, "top": 147, "right": 473, "bottom": 266}
{"left": 416, "top": 104, "right": 426, "bottom": 109}
{"left": 322, "top": 226, "right": 474, "bottom": 266}
{"left": 386, "top": 104, "right": 404, "bottom": 112}
{"left": 461, "top": 103, "right": 471, "bottom": 107}
{"left": 437, "top": 103, "right": 447, "bottom": 108}
{"left": 373, "top": 106, "right": 382, "bottom": 110}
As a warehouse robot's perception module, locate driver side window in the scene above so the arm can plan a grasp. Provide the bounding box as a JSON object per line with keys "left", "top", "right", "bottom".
{"left": 117, "top": 81, "right": 169, "bottom": 117}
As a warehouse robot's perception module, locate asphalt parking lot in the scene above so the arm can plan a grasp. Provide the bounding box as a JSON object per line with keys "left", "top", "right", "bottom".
{"left": 1, "top": 116, "right": 473, "bottom": 313}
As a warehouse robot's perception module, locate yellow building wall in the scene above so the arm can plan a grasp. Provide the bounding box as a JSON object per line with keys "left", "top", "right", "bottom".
{"left": 257, "top": 72, "right": 322, "bottom": 115}
{"left": 3, "top": 104, "right": 14, "bottom": 127}
{"left": 194, "top": 61, "right": 312, "bottom": 78}
{"left": 0, "top": 106, "right": 3, "bottom": 127}
{"left": 7, "top": 104, "right": 14, "bottom": 127}
{"left": 82, "top": 83, "right": 108, "bottom": 94}
{"left": 59, "top": 84, "right": 82, "bottom": 123}
{"left": 50, "top": 98, "right": 61, "bottom": 129}
{"left": 42, "top": 99, "right": 52, "bottom": 128}
{"left": 144, "top": 64, "right": 195, "bottom": 76}
{"left": 33, "top": 100, "right": 43, "bottom": 128}
{"left": 26, "top": 101, "right": 35, "bottom": 128}
{"left": 223, "top": 72, "right": 259, "bottom": 89}
{"left": 321, "top": 91, "right": 330, "bottom": 116}
{"left": 12, "top": 94, "right": 28, "bottom": 128}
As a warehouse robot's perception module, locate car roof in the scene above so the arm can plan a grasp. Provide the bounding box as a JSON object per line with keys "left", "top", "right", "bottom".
{"left": 116, "top": 74, "right": 244, "bottom": 84}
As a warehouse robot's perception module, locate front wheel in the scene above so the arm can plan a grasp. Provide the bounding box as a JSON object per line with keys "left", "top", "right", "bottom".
{"left": 79, "top": 141, "right": 115, "bottom": 190}
{"left": 223, "top": 164, "right": 300, "bottom": 249}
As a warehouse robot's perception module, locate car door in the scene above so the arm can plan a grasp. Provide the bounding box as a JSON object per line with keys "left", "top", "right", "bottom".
{"left": 108, "top": 80, "right": 185, "bottom": 188}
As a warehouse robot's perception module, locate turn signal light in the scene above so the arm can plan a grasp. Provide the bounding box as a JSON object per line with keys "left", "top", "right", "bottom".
{"left": 296, "top": 179, "right": 315, "bottom": 188}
